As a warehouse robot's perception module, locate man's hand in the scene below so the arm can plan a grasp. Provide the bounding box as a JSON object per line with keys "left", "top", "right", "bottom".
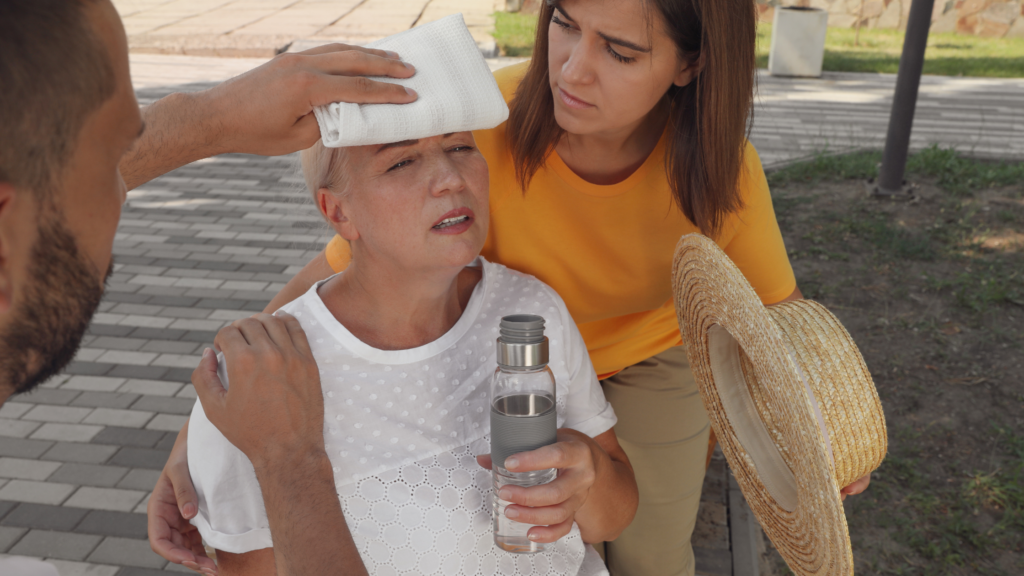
{"left": 195, "top": 43, "right": 417, "bottom": 158}
{"left": 192, "top": 313, "right": 368, "bottom": 576}
{"left": 122, "top": 44, "right": 417, "bottom": 189}
{"left": 192, "top": 312, "right": 325, "bottom": 471}
{"left": 477, "top": 429, "right": 603, "bottom": 543}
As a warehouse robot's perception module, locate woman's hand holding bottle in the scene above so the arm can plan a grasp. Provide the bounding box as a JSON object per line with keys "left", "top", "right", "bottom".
{"left": 477, "top": 427, "right": 637, "bottom": 544}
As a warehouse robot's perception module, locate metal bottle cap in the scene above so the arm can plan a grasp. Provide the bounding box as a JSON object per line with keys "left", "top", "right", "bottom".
{"left": 496, "top": 314, "right": 548, "bottom": 368}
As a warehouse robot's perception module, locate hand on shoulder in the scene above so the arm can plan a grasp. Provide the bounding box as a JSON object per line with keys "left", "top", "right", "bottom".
{"left": 191, "top": 312, "right": 325, "bottom": 470}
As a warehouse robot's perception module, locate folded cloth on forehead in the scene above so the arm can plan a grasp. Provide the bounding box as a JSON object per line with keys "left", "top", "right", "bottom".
{"left": 313, "top": 13, "right": 509, "bottom": 148}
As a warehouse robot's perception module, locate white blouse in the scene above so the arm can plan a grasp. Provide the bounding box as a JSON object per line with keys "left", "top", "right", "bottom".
{"left": 188, "top": 257, "right": 616, "bottom": 575}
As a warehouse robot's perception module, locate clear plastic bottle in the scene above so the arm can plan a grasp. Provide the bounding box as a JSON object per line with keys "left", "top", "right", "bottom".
{"left": 490, "top": 314, "right": 557, "bottom": 554}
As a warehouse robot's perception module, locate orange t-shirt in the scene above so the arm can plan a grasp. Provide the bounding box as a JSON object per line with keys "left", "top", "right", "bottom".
{"left": 325, "top": 61, "right": 796, "bottom": 378}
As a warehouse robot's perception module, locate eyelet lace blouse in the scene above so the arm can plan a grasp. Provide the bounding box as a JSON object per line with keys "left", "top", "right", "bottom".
{"left": 188, "top": 258, "right": 616, "bottom": 575}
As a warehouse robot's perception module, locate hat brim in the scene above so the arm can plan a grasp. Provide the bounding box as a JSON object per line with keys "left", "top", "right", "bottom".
{"left": 672, "top": 234, "right": 853, "bottom": 576}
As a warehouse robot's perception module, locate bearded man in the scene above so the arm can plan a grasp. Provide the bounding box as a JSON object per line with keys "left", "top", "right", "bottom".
{"left": 0, "top": 0, "right": 416, "bottom": 573}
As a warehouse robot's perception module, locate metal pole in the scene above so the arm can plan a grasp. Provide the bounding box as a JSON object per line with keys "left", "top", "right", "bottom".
{"left": 876, "top": 0, "right": 935, "bottom": 195}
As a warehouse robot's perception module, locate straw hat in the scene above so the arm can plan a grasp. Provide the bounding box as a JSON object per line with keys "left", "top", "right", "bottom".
{"left": 671, "top": 234, "right": 887, "bottom": 576}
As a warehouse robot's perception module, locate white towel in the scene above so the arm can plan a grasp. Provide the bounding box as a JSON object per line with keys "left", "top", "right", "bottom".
{"left": 313, "top": 14, "right": 509, "bottom": 148}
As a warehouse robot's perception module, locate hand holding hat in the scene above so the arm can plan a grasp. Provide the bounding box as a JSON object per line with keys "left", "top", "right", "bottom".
{"left": 672, "top": 234, "right": 887, "bottom": 576}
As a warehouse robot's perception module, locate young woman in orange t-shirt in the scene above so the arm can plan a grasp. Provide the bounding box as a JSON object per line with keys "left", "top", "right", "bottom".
{"left": 151, "top": 0, "right": 871, "bottom": 573}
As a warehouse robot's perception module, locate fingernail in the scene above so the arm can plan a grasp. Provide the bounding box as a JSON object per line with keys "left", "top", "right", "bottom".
{"left": 528, "top": 532, "right": 540, "bottom": 541}
{"left": 182, "top": 561, "right": 198, "bottom": 570}
{"left": 505, "top": 457, "right": 519, "bottom": 470}
{"left": 404, "top": 61, "right": 415, "bottom": 71}
{"left": 498, "top": 488, "right": 511, "bottom": 501}
{"left": 405, "top": 87, "right": 417, "bottom": 97}
{"left": 183, "top": 502, "right": 196, "bottom": 518}
{"left": 202, "top": 348, "right": 213, "bottom": 360}
{"left": 385, "top": 50, "right": 400, "bottom": 58}
{"left": 505, "top": 507, "right": 519, "bottom": 519}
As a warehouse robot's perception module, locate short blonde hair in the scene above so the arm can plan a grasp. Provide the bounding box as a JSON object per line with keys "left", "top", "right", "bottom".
{"left": 300, "top": 140, "right": 351, "bottom": 207}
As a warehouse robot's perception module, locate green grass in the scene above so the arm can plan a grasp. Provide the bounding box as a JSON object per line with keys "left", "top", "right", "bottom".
{"left": 493, "top": 11, "right": 538, "bottom": 57}
{"left": 796, "top": 208, "right": 939, "bottom": 263}
{"left": 771, "top": 147, "right": 1024, "bottom": 312}
{"left": 847, "top": 425, "right": 1024, "bottom": 574}
{"left": 766, "top": 145, "right": 1024, "bottom": 194}
{"left": 766, "top": 149, "right": 882, "bottom": 188}
{"left": 929, "top": 263, "right": 1024, "bottom": 312}
{"left": 905, "top": 147, "right": 1024, "bottom": 195}
{"left": 907, "top": 427, "right": 1021, "bottom": 570}
{"left": 757, "top": 23, "right": 1024, "bottom": 78}
{"left": 848, "top": 213, "right": 939, "bottom": 261}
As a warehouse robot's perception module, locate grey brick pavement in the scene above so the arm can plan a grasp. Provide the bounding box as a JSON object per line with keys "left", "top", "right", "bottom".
{"left": 752, "top": 71, "right": 1024, "bottom": 168}
{"left": 114, "top": 0, "right": 501, "bottom": 58}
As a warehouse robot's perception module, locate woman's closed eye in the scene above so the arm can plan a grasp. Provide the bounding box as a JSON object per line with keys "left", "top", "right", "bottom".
{"left": 551, "top": 14, "right": 575, "bottom": 32}
{"left": 606, "top": 45, "right": 635, "bottom": 64}
{"left": 386, "top": 146, "right": 473, "bottom": 172}
{"left": 387, "top": 159, "right": 413, "bottom": 172}
{"left": 552, "top": 13, "right": 635, "bottom": 64}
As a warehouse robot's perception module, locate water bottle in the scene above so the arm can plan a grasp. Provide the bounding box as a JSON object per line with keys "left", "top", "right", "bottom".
{"left": 490, "top": 314, "right": 558, "bottom": 554}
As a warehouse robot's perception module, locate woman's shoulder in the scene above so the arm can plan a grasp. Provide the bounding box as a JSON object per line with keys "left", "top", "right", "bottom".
{"left": 272, "top": 279, "right": 350, "bottom": 350}
{"left": 480, "top": 259, "right": 574, "bottom": 330}
{"left": 712, "top": 141, "right": 778, "bottom": 245}
{"left": 738, "top": 141, "right": 767, "bottom": 194}
{"left": 483, "top": 258, "right": 561, "bottom": 302}
{"left": 479, "top": 260, "right": 583, "bottom": 399}
{"left": 730, "top": 141, "right": 772, "bottom": 215}
{"left": 267, "top": 283, "right": 318, "bottom": 328}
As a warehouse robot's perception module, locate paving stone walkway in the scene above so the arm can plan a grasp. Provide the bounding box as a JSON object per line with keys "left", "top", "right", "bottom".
{"left": 114, "top": 0, "right": 503, "bottom": 57}
{"left": 753, "top": 71, "right": 1024, "bottom": 168}
{"left": 2, "top": 53, "right": 1022, "bottom": 575}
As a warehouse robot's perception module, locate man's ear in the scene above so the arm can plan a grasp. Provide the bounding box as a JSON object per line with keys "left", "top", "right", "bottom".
{"left": 0, "top": 183, "right": 16, "bottom": 315}
{"left": 673, "top": 54, "right": 703, "bottom": 88}
{"left": 317, "top": 187, "right": 359, "bottom": 242}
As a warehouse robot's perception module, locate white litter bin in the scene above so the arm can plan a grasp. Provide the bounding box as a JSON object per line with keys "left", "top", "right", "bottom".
{"left": 768, "top": 7, "right": 829, "bottom": 77}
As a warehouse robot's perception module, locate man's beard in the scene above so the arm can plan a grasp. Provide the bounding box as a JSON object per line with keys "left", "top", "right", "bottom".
{"left": 0, "top": 210, "right": 110, "bottom": 395}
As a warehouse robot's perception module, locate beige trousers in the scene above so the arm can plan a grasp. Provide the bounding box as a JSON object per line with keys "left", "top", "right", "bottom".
{"left": 600, "top": 346, "right": 710, "bottom": 576}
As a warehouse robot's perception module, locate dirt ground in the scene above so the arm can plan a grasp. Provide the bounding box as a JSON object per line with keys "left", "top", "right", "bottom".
{"left": 760, "top": 169, "right": 1024, "bottom": 575}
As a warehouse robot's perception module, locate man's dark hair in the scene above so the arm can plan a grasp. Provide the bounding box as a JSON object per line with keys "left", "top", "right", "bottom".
{"left": 0, "top": 0, "right": 116, "bottom": 199}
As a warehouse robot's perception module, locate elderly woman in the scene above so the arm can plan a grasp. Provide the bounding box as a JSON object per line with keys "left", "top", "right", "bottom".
{"left": 186, "top": 131, "right": 638, "bottom": 575}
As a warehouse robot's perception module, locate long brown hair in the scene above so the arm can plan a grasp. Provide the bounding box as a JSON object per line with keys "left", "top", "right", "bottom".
{"left": 506, "top": 0, "right": 757, "bottom": 238}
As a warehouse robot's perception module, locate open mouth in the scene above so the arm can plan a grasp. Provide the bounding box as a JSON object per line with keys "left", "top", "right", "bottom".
{"left": 432, "top": 215, "right": 471, "bottom": 230}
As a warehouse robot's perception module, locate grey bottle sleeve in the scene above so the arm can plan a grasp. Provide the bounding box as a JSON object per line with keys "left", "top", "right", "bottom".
{"left": 490, "top": 409, "right": 557, "bottom": 469}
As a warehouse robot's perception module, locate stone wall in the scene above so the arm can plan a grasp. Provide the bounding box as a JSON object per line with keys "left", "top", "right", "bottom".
{"left": 758, "top": 0, "right": 1024, "bottom": 38}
